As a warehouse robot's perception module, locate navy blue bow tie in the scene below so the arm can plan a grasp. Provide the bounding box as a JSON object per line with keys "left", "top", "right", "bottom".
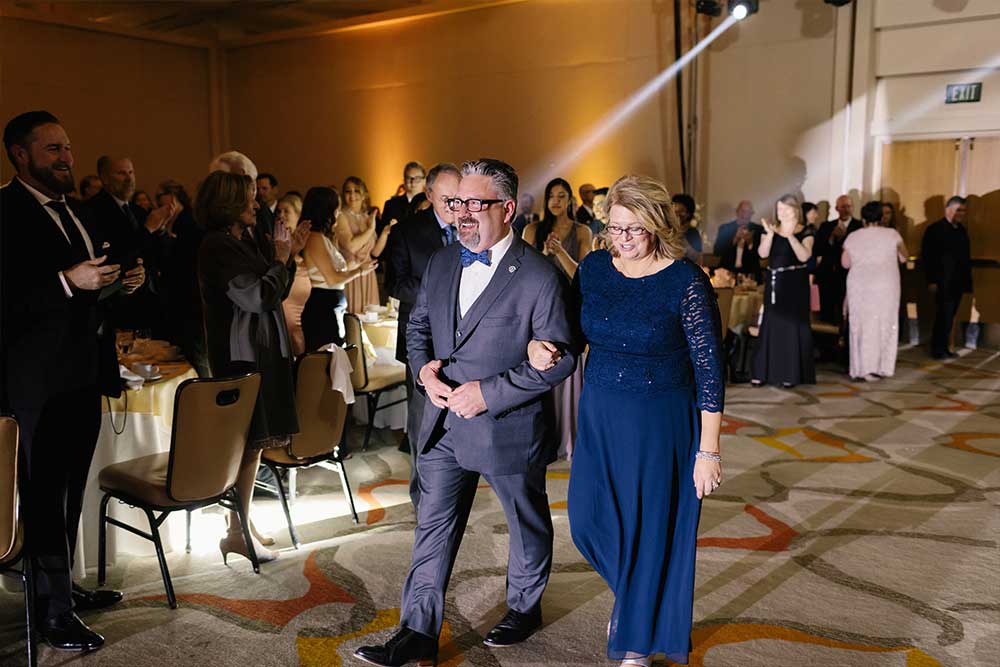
{"left": 460, "top": 246, "right": 491, "bottom": 268}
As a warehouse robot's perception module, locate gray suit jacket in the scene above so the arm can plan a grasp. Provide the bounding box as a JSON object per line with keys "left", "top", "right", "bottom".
{"left": 406, "top": 235, "right": 578, "bottom": 475}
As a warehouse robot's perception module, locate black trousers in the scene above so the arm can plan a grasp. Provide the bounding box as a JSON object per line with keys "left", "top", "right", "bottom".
{"left": 931, "top": 289, "right": 962, "bottom": 357}
{"left": 15, "top": 386, "right": 102, "bottom": 621}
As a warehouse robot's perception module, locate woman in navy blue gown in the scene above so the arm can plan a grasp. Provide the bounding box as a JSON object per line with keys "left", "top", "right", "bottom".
{"left": 530, "top": 175, "right": 725, "bottom": 666}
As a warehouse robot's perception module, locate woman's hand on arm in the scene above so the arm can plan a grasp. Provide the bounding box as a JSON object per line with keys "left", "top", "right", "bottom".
{"left": 527, "top": 339, "right": 562, "bottom": 371}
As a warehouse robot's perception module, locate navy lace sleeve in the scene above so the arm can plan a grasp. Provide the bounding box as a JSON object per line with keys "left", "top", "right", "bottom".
{"left": 680, "top": 269, "right": 725, "bottom": 412}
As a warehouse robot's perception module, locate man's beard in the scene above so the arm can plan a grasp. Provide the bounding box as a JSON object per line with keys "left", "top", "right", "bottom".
{"left": 456, "top": 215, "right": 480, "bottom": 249}
{"left": 110, "top": 180, "right": 135, "bottom": 201}
{"left": 28, "top": 160, "right": 75, "bottom": 195}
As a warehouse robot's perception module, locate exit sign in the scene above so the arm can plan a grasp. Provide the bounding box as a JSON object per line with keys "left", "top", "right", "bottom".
{"left": 946, "top": 83, "right": 982, "bottom": 104}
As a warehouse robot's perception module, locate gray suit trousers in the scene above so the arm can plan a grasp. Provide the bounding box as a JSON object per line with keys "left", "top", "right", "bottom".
{"left": 399, "top": 430, "right": 554, "bottom": 638}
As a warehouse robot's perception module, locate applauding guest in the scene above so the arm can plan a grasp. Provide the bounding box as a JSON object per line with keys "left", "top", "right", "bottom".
{"left": 752, "top": 194, "right": 816, "bottom": 387}
{"left": 842, "top": 201, "right": 908, "bottom": 380}
{"left": 196, "top": 171, "right": 310, "bottom": 565}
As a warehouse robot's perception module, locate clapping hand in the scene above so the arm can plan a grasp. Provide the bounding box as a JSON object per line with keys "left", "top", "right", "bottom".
{"left": 64, "top": 255, "right": 120, "bottom": 291}
{"left": 122, "top": 258, "right": 146, "bottom": 294}
{"left": 544, "top": 232, "right": 564, "bottom": 256}
{"left": 273, "top": 221, "right": 293, "bottom": 264}
{"left": 527, "top": 340, "right": 561, "bottom": 371}
{"left": 289, "top": 221, "right": 311, "bottom": 258}
{"left": 761, "top": 218, "right": 776, "bottom": 237}
{"left": 145, "top": 199, "right": 181, "bottom": 234}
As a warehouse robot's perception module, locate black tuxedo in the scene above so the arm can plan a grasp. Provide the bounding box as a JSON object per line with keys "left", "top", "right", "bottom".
{"left": 575, "top": 205, "right": 594, "bottom": 228}
{"left": 814, "top": 218, "right": 862, "bottom": 324}
{"left": 383, "top": 206, "right": 449, "bottom": 510}
{"left": 255, "top": 205, "right": 276, "bottom": 261}
{"left": 381, "top": 192, "right": 426, "bottom": 236}
{"left": 384, "top": 207, "right": 450, "bottom": 364}
{"left": 921, "top": 218, "right": 972, "bottom": 356}
{"left": 1, "top": 177, "right": 120, "bottom": 622}
{"left": 86, "top": 188, "right": 162, "bottom": 331}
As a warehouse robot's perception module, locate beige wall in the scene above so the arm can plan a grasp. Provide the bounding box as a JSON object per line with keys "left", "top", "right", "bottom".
{"left": 0, "top": 17, "right": 213, "bottom": 200}
{"left": 225, "top": 0, "right": 682, "bottom": 210}
{"left": 699, "top": 0, "right": 841, "bottom": 243}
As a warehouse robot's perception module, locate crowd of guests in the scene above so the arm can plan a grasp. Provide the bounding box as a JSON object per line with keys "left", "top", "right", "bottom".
{"left": 0, "top": 106, "right": 976, "bottom": 665}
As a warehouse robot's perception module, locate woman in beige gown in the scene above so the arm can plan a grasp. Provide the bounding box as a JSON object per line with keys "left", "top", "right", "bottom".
{"left": 339, "top": 176, "right": 396, "bottom": 313}
{"left": 276, "top": 193, "right": 312, "bottom": 356}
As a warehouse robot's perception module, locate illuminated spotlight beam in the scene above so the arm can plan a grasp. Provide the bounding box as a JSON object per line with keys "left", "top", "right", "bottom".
{"left": 526, "top": 14, "right": 738, "bottom": 194}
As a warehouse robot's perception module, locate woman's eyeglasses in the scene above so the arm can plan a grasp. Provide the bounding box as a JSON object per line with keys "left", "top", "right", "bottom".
{"left": 605, "top": 225, "right": 649, "bottom": 238}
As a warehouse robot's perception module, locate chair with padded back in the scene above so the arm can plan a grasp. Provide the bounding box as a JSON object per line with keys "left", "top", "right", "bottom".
{"left": 343, "top": 313, "right": 406, "bottom": 450}
{"left": 96, "top": 373, "right": 261, "bottom": 609}
{"left": 260, "top": 350, "right": 359, "bottom": 548}
{"left": 0, "top": 416, "right": 37, "bottom": 667}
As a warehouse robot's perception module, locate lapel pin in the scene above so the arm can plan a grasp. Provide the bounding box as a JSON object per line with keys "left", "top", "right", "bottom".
{"left": 508, "top": 265, "right": 517, "bottom": 273}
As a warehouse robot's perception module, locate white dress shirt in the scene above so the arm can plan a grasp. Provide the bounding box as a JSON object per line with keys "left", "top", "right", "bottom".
{"left": 458, "top": 231, "right": 514, "bottom": 318}
{"left": 18, "top": 177, "right": 95, "bottom": 297}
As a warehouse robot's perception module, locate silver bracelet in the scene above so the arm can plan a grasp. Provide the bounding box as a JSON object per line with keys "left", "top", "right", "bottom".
{"left": 696, "top": 450, "right": 722, "bottom": 462}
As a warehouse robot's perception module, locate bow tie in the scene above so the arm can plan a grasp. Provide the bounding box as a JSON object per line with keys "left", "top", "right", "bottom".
{"left": 460, "top": 246, "right": 491, "bottom": 268}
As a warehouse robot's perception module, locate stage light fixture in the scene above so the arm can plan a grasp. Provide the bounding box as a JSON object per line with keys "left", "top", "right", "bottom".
{"left": 696, "top": 0, "right": 722, "bottom": 17}
{"left": 824, "top": 0, "right": 853, "bottom": 6}
{"left": 728, "top": 0, "right": 758, "bottom": 20}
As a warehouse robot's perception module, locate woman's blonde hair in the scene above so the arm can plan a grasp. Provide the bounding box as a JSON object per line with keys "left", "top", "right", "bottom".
{"left": 278, "top": 193, "right": 303, "bottom": 216}
{"left": 601, "top": 174, "right": 687, "bottom": 260}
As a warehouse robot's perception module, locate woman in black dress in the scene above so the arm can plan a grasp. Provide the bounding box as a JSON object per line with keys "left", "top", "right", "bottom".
{"left": 752, "top": 193, "right": 816, "bottom": 387}
{"left": 196, "top": 171, "right": 310, "bottom": 564}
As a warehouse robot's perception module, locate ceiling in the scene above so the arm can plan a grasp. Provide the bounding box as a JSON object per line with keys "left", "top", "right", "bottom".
{"left": 7, "top": 1, "right": 431, "bottom": 42}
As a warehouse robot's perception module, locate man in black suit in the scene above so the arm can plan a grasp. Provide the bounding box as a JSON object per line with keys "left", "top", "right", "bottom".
{"left": 383, "top": 162, "right": 461, "bottom": 511}
{"left": 575, "top": 182, "right": 596, "bottom": 228}
{"left": 814, "top": 194, "right": 862, "bottom": 325}
{"left": 87, "top": 155, "right": 177, "bottom": 332}
{"left": 256, "top": 172, "right": 279, "bottom": 229}
{"left": 1, "top": 111, "right": 143, "bottom": 651}
{"left": 380, "top": 161, "right": 427, "bottom": 236}
{"left": 921, "top": 196, "right": 972, "bottom": 359}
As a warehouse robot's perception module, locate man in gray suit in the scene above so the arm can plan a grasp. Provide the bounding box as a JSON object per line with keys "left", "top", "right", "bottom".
{"left": 354, "top": 159, "right": 578, "bottom": 666}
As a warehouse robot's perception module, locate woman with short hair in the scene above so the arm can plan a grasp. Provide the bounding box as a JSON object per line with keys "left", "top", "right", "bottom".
{"left": 196, "top": 170, "right": 310, "bottom": 564}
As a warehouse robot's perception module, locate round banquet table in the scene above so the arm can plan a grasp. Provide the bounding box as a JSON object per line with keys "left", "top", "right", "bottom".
{"left": 75, "top": 358, "right": 198, "bottom": 575}
{"left": 352, "top": 316, "right": 407, "bottom": 431}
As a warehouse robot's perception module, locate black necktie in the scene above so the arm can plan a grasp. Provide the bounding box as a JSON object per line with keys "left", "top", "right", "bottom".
{"left": 442, "top": 225, "right": 455, "bottom": 246}
{"left": 122, "top": 203, "right": 139, "bottom": 231}
{"left": 46, "top": 200, "right": 90, "bottom": 261}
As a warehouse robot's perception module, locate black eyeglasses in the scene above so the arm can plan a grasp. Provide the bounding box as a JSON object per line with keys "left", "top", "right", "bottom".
{"left": 446, "top": 197, "right": 504, "bottom": 213}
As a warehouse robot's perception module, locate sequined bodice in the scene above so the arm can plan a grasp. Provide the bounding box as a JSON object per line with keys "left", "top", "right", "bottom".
{"left": 576, "top": 251, "right": 724, "bottom": 412}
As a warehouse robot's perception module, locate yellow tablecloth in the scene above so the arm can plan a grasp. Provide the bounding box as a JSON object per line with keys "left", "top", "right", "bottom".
{"left": 362, "top": 317, "right": 399, "bottom": 351}
{"left": 730, "top": 287, "right": 764, "bottom": 329}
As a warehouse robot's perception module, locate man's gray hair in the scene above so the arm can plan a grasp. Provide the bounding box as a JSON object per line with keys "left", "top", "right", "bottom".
{"left": 209, "top": 150, "right": 258, "bottom": 179}
{"left": 426, "top": 162, "right": 461, "bottom": 192}
{"left": 460, "top": 158, "right": 518, "bottom": 202}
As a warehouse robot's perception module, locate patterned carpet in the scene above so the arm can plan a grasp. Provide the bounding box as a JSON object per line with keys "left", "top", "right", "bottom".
{"left": 1, "top": 347, "right": 998, "bottom": 666}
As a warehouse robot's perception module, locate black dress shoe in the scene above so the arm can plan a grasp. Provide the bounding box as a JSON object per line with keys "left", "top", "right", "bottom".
{"left": 483, "top": 607, "right": 542, "bottom": 647}
{"left": 42, "top": 611, "right": 105, "bottom": 651}
{"left": 354, "top": 627, "right": 437, "bottom": 666}
{"left": 72, "top": 583, "right": 124, "bottom": 611}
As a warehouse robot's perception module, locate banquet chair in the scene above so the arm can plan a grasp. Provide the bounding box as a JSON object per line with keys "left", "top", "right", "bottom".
{"left": 96, "top": 373, "right": 261, "bottom": 609}
{"left": 343, "top": 313, "right": 406, "bottom": 450}
{"left": 0, "top": 416, "right": 37, "bottom": 667}
{"left": 716, "top": 287, "right": 735, "bottom": 335}
{"left": 260, "top": 351, "right": 359, "bottom": 548}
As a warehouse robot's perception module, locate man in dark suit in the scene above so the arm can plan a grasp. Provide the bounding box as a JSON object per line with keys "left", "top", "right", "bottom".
{"left": 383, "top": 162, "right": 461, "bottom": 511}
{"left": 355, "top": 159, "right": 578, "bottom": 666}
{"left": 575, "top": 182, "right": 596, "bottom": 229}
{"left": 256, "top": 172, "right": 279, "bottom": 230}
{"left": 921, "top": 196, "right": 972, "bottom": 359}
{"left": 380, "top": 161, "right": 427, "bottom": 236}
{"left": 814, "top": 194, "right": 862, "bottom": 325}
{"left": 715, "top": 200, "right": 763, "bottom": 281}
{"left": 1, "top": 111, "right": 143, "bottom": 651}
{"left": 87, "top": 155, "right": 176, "bottom": 332}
